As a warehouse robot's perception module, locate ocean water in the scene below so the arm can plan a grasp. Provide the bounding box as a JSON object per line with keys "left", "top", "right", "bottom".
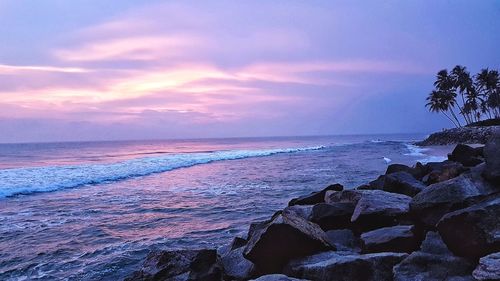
{"left": 0, "top": 135, "right": 447, "bottom": 280}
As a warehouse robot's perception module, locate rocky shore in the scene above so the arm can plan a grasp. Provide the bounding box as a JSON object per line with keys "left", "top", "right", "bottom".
{"left": 416, "top": 125, "right": 499, "bottom": 146}
{"left": 126, "top": 131, "right": 500, "bottom": 281}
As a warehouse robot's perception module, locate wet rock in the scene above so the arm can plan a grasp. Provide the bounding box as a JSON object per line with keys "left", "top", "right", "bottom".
{"left": 383, "top": 171, "right": 426, "bottom": 196}
{"left": 448, "top": 144, "right": 484, "bottom": 167}
{"left": 386, "top": 163, "right": 425, "bottom": 180}
{"left": 243, "top": 207, "right": 333, "bottom": 274}
{"left": 422, "top": 161, "right": 467, "bottom": 185}
{"left": 482, "top": 130, "right": 500, "bottom": 184}
{"left": 360, "top": 225, "right": 419, "bottom": 253}
{"left": 288, "top": 184, "right": 343, "bottom": 206}
{"left": 284, "top": 205, "right": 313, "bottom": 221}
{"left": 437, "top": 196, "right": 500, "bottom": 259}
{"left": 473, "top": 252, "right": 500, "bottom": 281}
{"left": 410, "top": 165, "right": 497, "bottom": 227}
{"left": 393, "top": 232, "right": 475, "bottom": 281}
{"left": 284, "top": 251, "right": 407, "bottom": 281}
{"left": 310, "top": 202, "right": 355, "bottom": 230}
{"left": 125, "top": 249, "right": 221, "bottom": 281}
{"left": 188, "top": 250, "right": 223, "bottom": 281}
{"left": 250, "top": 274, "right": 309, "bottom": 281}
{"left": 325, "top": 229, "right": 362, "bottom": 253}
{"left": 221, "top": 247, "right": 255, "bottom": 280}
{"left": 218, "top": 237, "right": 247, "bottom": 257}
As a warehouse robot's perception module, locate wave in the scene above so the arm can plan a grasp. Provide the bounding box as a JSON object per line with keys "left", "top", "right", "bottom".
{"left": 403, "top": 144, "right": 429, "bottom": 156}
{"left": 0, "top": 146, "right": 326, "bottom": 198}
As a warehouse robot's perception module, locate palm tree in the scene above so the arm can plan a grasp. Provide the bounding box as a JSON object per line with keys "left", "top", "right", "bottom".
{"left": 451, "top": 65, "right": 475, "bottom": 124}
{"left": 432, "top": 69, "right": 462, "bottom": 126}
{"left": 476, "top": 68, "right": 500, "bottom": 118}
{"left": 426, "top": 90, "right": 460, "bottom": 128}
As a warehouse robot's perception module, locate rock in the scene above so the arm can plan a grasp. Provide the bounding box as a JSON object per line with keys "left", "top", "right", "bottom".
{"left": 288, "top": 184, "right": 343, "bottom": 206}
{"left": 437, "top": 196, "right": 500, "bottom": 259}
{"left": 386, "top": 164, "right": 424, "bottom": 180}
{"left": 383, "top": 171, "right": 426, "bottom": 196}
{"left": 366, "top": 175, "right": 385, "bottom": 190}
{"left": 448, "top": 144, "right": 484, "bottom": 167}
{"left": 310, "top": 202, "right": 355, "bottom": 230}
{"left": 221, "top": 247, "right": 255, "bottom": 280}
{"left": 188, "top": 250, "right": 223, "bottom": 281}
{"left": 284, "top": 251, "right": 407, "bottom": 281}
{"left": 125, "top": 249, "right": 221, "bottom": 281}
{"left": 410, "top": 165, "right": 497, "bottom": 227}
{"left": 284, "top": 205, "right": 313, "bottom": 221}
{"left": 415, "top": 126, "right": 500, "bottom": 146}
{"left": 250, "top": 274, "right": 310, "bottom": 281}
{"left": 360, "top": 225, "right": 419, "bottom": 253}
{"left": 325, "top": 229, "right": 362, "bottom": 253}
{"left": 473, "top": 252, "right": 500, "bottom": 281}
{"left": 218, "top": 237, "right": 247, "bottom": 256}
{"left": 422, "top": 161, "right": 467, "bottom": 185}
{"left": 393, "top": 232, "right": 475, "bottom": 281}
{"left": 325, "top": 189, "right": 412, "bottom": 231}
{"left": 482, "top": 130, "right": 500, "bottom": 184}
{"left": 243, "top": 207, "right": 333, "bottom": 274}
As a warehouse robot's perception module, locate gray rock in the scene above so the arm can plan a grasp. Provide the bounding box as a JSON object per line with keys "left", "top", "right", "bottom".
{"left": 437, "top": 196, "right": 500, "bottom": 259}
{"left": 243, "top": 207, "right": 333, "bottom": 274}
{"left": 289, "top": 184, "right": 343, "bottom": 206}
{"left": 473, "top": 252, "right": 500, "bottom": 281}
{"left": 448, "top": 144, "right": 484, "bottom": 167}
{"left": 284, "top": 205, "right": 313, "bottom": 221}
{"left": 383, "top": 171, "right": 426, "bottom": 196}
{"left": 416, "top": 126, "right": 500, "bottom": 146}
{"left": 326, "top": 189, "right": 412, "bottom": 231}
{"left": 422, "top": 161, "right": 467, "bottom": 185}
{"left": 284, "top": 251, "right": 407, "bottom": 281}
{"left": 360, "top": 225, "right": 419, "bottom": 253}
{"left": 325, "top": 229, "right": 362, "bottom": 253}
{"left": 393, "top": 232, "right": 475, "bottom": 281}
{"left": 250, "top": 274, "right": 310, "bottom": 281}
{"left": 221, "top": 247, "right": 255, "bottom": 280}
{"left": 310, "top": 202, "right": 355, "bottom": 230}
{"left": 410, "top": 165, "right": 497, "bottom": 227}
{"left": 125, "top": 249, "right": 223, "bottom": 281}
{"left": 482, "top": 130, "right": 500, "bottom": 184}
{"left": 218, "top": 237, "right": 247, "bottom": 257}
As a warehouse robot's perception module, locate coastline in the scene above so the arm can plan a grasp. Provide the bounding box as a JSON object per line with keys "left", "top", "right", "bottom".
{"left": 416, "top": 126, "right": 500, "bottom": 146}
{"left": 126, "top": 132, "right": 500, "bottom": 280}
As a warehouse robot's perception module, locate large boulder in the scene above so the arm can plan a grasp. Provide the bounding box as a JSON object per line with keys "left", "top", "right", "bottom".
{"left": 482, "top": 130, "right": 500, "bottom": 184}
{"left": 473, "top": 252, "right": 500, "bottom": 281}
{"left": 326, "top": 189, "right": 412, "bottom": 231}
{"left": 360, "top": 225, "right": 419, "bottom": 253}
{"left": 386, "top": 163, "right": 425, "bottom": 180}
{"left": 284, "top": 251, "right": 407, "bottom": 281}
{"left": 243, "top": 207, "right": 333, "bottom": 274}
{"left": 325, "top": 229, "right": 362, "bottom": 253}
{"left": 221, "top": 246, "right": 255, "bottom": 280}
{"left": 310, "top": 202, "right": 355, "bottom": 230}
{"left": 410, "top": 164, "right": 497, "bottom": 227}
{"left": 383, "top": 171, "right": 426, "bottom": 196}
{"left": 125, "top": 249, "right": 223, "bottom": 281}
{"left": 437, "top": 196, "right": 500, "bottom": 259}
{"left": 250, "top": 274, "right": 310, "bottom": 281}
{"left": 448, "top": 144, "right": 484, "bottom": 167}
{"left": 289, "top": 184, "right": 343, "bottom": 206}
{"left": 393, "top": 232, "right": 475, "bottom": 281}
{"left": 422, "top": 161, "right": 467, "bottom": 185}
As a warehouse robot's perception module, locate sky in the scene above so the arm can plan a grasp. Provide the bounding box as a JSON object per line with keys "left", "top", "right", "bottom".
{"left": 0, "top": 0, "right": 499, "bottom": 143}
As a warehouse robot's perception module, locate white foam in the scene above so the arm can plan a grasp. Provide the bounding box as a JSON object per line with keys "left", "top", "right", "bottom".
{"left": 0, "top": 146, "right": 325, "bottom": 198}
{"left": 403, "top": 144, "right": 429, "bottom": 156}
{"left": 383, "top": 157, "right": 392, "bottom": 163}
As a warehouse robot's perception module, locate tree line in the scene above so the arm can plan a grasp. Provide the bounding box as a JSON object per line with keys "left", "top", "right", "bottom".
{"left": 426, "top": 65, "right": 500, "bottom": 127}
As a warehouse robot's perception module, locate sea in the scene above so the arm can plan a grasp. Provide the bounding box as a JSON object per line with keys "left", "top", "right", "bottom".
{"left": 0, "top": 134, "right": 449, "bottom": 280}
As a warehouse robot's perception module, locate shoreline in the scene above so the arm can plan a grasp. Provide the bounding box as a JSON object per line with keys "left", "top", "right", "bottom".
{"left": 127, "top": 132, "right": 500, "bottom": 281}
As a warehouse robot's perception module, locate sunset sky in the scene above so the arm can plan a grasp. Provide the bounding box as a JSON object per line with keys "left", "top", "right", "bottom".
{"left": 1, "top": 0, "right": 499, "bottom": 142}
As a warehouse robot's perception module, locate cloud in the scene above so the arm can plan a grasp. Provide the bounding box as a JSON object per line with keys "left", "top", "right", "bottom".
{"left": 0, "top": 64, "right": 89, "bottom": 74}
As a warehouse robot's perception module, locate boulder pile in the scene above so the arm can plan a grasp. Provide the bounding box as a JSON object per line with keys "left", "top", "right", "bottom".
{"left": 127, "top": 131, "right": 499, "bottom": 281}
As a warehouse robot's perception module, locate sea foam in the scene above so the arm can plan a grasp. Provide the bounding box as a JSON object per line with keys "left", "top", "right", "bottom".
{"left": 0, "top": 146, "right": 325, "bottom": 198}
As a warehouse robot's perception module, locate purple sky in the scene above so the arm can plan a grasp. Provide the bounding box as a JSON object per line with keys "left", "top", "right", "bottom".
{"left": 0, "top": 0, "right": 499, "bottom": 143}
